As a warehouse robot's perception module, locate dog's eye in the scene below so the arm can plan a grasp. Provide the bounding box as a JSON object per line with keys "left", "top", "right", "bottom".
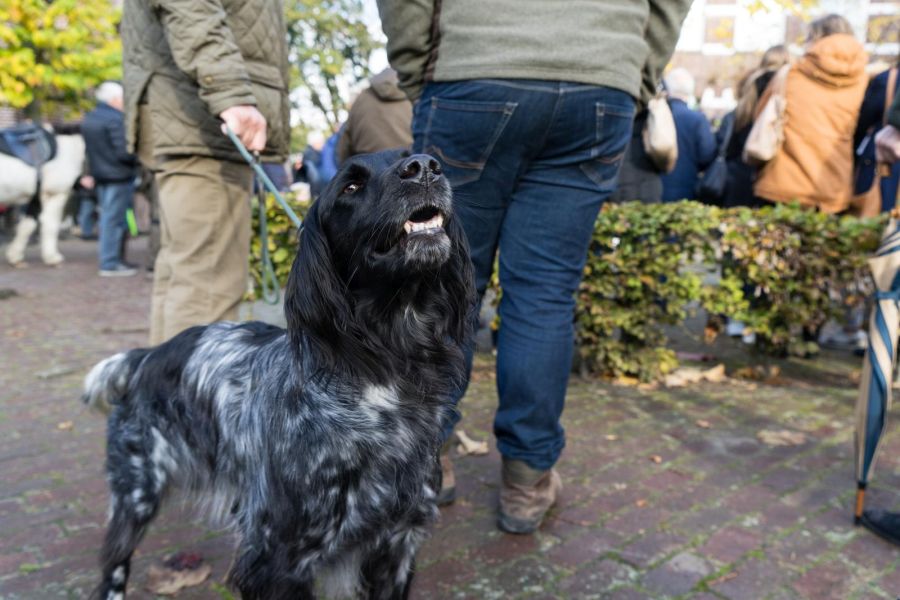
{"left": 343, "top": 183, "right": 362, "bottom": 195}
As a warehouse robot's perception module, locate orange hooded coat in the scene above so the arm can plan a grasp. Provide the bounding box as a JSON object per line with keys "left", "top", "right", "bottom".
{"left": 754, "top": 34, "right": 868, "bottom": 213}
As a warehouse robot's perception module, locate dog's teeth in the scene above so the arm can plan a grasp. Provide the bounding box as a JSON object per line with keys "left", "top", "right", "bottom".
{"left": 404, "top": 215, "right": 444, "bottom": 235}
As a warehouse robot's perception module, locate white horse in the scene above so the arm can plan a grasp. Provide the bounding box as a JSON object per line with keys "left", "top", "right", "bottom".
{"left": 0, "top": 132, "right": 85, "bottom": 266}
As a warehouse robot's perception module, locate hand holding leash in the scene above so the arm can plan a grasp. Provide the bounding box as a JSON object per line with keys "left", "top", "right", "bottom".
{"left": 223, "top": 124, "right": 303, "bottom": 305}
{"left": 220, "top": 105, "right": 267, "bottom": 152}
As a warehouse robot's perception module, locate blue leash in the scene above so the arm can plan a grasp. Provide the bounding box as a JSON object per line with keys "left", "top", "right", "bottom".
{"left": 224, "top": 126, "right": 303, "bottom": 305}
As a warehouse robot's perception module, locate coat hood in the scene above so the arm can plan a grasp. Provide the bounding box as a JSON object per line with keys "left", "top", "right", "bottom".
{"left": 368, "top": 68, "right": 408, "bottom": 102}
{"left": 797, "top": 33, "right": 867, "bottom": 89}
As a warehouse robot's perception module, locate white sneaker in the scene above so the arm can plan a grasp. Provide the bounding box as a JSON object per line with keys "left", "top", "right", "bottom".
{"left": 99, "top": 264, "right": 137, "bottom": 277}
{"left": 726, "top": 320, "right": 746, "bottom": 337}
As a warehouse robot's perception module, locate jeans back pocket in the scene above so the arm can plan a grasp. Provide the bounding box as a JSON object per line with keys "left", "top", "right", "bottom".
{"left": 419, "top": 97, "right": 517, "bottom": 186}
{"left": 580, "top": 101, "right": 635, "bottom": 191}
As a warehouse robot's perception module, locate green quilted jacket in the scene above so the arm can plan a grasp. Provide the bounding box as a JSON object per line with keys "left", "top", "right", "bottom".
{"left": 121, "top": 0, "right": 290, "bottom": 162}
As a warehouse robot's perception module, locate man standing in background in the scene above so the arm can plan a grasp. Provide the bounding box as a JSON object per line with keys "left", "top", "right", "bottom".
{"left": 660, "top": 67, "right": 717, "bottom": 203}
{"left": 377, "top": 0, "right": 693, "bottom": 534}
{"left": 81, "top": 82, "right": 138, "bottom": 277}
{"left": 337, "top": 67, "right": 413, "bottom": 161}
{"left": 121, "top": 0, "right": 290, "bottom": 344}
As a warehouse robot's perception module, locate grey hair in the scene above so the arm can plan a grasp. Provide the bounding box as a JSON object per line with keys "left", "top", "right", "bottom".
{"left": 664, "top": 68, "right": 696, "bottom": 102}
{"left": 95, "top": 81, "right": 124, "bottom": 105}
{"left": 807, "top": 14, "right": 854, "bottom": 43}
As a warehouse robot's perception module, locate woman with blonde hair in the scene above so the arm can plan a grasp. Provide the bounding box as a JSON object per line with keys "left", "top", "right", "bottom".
{"left": 718, "top": 45, "right": 790, "bottom": 207}
{"left": 753, "top": 14, "right": 868, "bottom": 212}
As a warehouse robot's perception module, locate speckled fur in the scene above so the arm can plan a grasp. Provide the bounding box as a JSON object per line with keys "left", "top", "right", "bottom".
{"left": 83, "top": 151, "right": 474, "bottom": 600}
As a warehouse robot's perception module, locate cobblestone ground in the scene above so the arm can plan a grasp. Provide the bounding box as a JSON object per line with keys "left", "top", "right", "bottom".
{"left": 3, "top": 236, "right": 900, "bottom": 599}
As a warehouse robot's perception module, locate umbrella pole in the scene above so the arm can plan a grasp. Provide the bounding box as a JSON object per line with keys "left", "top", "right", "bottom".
{"left": 856, "top": 484, "right": 866, "bottom": 525}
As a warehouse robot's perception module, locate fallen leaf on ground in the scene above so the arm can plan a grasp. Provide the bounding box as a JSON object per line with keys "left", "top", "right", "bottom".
{"left": 649, "top": 455, "right": 663, "bottom": 464}
{"left": 613, "top": 375, "right": 641, "bottom": 387}
{"left": 635, "top": 499, "right": 648, "bottom": 508}
{"left": 455, "top": 430, "right": 488, "bottom": 456}
{"left": 709, "top": 571, "right": 738, "bottom": 586}
{"left": 146, "top": 562, "right": 211, "bottom": 596}
{"left": 695, "top": 419, "right": 711, "bottom": 429}
{"left": 703, "top": 364, "right": 727, "bottom": 383}
{"left": 56, "top": 421, "right": 73, "bottom": 431}
{"left": 36, "top": 365, "right": 78, "bottom": 380}
{"left": 604, "top": 434, "right": 618, "bottom": 441}
{"left": 757, "top": 430, "right": 806, "bottom": 446}
{"left": 663, "top": 364, "right": 727, "bottom": 388}
{"left": 734, "top": 364, "right": 782, "bottom": 384}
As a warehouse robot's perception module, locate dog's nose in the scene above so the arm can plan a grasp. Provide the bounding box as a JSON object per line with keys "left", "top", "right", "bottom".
{"left": 397, "top": 154, "right": 442, "bottom": 183}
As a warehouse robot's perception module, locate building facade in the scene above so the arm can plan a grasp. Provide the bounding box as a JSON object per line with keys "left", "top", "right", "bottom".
{"left": 672, "top": 0, "right": 899, "bottom": 117}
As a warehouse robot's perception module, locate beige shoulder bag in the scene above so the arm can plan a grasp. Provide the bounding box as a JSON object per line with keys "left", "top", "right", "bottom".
{"left": 743, "top": 65, "right": 790, "bottom": 165}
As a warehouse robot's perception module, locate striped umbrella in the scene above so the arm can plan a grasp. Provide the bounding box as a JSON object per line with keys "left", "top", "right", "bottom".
{"left": 855, "top": 217, "right": 900, "bottom": 527}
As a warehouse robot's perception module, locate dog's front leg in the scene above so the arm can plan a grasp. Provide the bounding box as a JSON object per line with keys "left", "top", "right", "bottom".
{"left": 361, "top": 529, "right": 423, "bottom": 600}
{"left": 230, "top": 543, "right": 316, "bottom": 600}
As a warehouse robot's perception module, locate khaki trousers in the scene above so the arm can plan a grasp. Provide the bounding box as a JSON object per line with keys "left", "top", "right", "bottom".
{"left": 138, "top": 108, "right": 253, "bottom": 345}
{"left": 150, "top": 156, "right": 253, "bottom": 344}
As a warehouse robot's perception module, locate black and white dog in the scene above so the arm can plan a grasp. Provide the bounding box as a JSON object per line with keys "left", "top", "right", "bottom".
{"left": 83, "top": 151, "right": 474, "bottom": 599}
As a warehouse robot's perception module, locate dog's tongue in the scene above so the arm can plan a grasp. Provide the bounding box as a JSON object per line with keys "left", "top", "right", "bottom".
{"left": 404, "top": 214, "right": 444, "bottom": 234}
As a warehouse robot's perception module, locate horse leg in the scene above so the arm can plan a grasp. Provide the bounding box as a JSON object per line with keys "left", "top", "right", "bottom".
{"left": 5, "top": 213, "right": 37, "bottom": 266}
{"left": 39, "top": 191, "right": 67, "bottom": 266}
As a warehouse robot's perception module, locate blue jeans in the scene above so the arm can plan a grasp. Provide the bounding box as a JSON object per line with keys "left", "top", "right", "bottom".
{"left": 412, "top": 80, "right": 634, "bottom": 471}
{"left": 78, "top": 196, "right": 97, "bottom": 237}
{"left": 98, "top": 181, "right": 134, "bottom": 270}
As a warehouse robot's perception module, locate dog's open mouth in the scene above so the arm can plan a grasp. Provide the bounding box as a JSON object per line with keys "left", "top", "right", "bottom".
{"left": 403, "top": 205, "right": 445, "bottom": 237}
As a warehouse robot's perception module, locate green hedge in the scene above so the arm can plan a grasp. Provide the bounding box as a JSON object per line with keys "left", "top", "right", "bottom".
{"left": 250, "top": 197, "right": 885, "bottom": 381}
{"left": 247, "top": 192, "right": 309, "bottom": 301}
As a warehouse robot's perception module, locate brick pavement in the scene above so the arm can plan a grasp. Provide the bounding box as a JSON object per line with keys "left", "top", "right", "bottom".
{"left": 3, "top": 236, "right": 900, "bottom": 599}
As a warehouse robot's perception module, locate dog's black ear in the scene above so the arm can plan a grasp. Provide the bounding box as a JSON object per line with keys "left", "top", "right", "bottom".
{"left": 442, "top": 215, "right": 477, "bottom": 349}
{"left": 284, "top": 201, "right": 354, "bottom": 370}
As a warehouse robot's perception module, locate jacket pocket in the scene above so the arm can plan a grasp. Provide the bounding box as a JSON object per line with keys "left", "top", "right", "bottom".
{"left": 580, "top": 101, "right": 634, "bottom": 190}
{"left": 420, "top": 97, "right": 517, "bottom": 186}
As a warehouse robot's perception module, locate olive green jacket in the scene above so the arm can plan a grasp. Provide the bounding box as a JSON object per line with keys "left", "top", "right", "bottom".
{"left": 121, "top": 0, "right": 290, "bottom": 162}
{"left": 375, "top": 0, "right": 692, "bottom": 106}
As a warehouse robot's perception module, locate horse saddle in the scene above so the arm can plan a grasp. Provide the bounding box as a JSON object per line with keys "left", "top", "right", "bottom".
{"left": 0, "top": 124, "right": 57, "bottom": 167}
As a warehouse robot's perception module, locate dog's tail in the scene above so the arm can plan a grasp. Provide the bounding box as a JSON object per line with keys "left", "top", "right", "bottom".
{"left": 82, "top": 352, "right": 132, "bottom": 414}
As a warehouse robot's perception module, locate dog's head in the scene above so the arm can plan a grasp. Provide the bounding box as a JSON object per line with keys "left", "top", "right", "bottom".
{"left": 285, "top": 150, "right": 475, "bottom": 381}
{"left": 317, "top": 150, "right": 457, "bottom": 278}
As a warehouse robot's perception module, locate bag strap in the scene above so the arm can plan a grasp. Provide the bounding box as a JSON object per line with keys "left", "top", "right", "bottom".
{"left": 718, "top": 113, "right": 735, "bottom": 158}
{"left": 771, "top": 65, "right": 790, "bottom": 96}
{"left": 884, "top": 68, "right": 898, "bottom": 127}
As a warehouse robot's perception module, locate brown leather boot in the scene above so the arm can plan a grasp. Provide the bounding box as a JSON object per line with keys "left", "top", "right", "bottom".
{"left": 498, "top": 459, "right": 562, "bottom": 534}
{"left": 436, "top": 438, "right": 456, "bottom": 506}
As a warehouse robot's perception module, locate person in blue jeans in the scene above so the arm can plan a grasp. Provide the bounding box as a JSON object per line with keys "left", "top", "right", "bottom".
{"left": 81, "top": 82, "right": 138, "bottom": 277}
{"left": 378, "top": 0, "right": 693, "bottom": 533}
{"left": 75, "top": 174, "right": 99, "bottom": 240}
